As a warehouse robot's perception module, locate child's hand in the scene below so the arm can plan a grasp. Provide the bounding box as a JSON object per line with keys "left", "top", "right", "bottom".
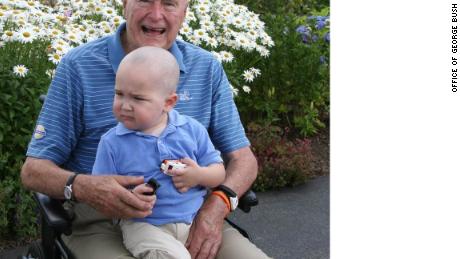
{"left": 131, "top": 183, "right": 157, "bottom": 207}
{"left": 171, "top": 158, "right": 201, "bottom": 193}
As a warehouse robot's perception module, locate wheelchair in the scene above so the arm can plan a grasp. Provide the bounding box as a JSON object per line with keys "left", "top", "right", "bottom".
{"left": 23, "top": 190, "right": 258, "bottom": 259}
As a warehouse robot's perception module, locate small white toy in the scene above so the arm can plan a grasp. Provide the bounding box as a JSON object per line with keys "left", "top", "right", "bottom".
{"left": 160, "top": 159, "right": 186, "bottom": 176}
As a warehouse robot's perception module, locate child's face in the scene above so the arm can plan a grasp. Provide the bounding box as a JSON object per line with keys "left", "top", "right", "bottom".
{"left": 113, "top": 68, "right": 174, "bottom": 133}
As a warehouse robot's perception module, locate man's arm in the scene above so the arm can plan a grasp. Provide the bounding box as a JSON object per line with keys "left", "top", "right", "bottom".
{"left": 186, "top": 146, "right": 257, "bottom": 259}
{"left": 21, "top": 157, "right": 154, "bottom": 219}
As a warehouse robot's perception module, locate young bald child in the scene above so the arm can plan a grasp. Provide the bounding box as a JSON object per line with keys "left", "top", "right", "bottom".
{"left": 92, "top": 46, "right": 225, "bottom": 259}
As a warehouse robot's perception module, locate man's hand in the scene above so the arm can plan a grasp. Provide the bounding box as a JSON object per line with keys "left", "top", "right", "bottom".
{"left": 186, "top": 195, "right": 228, "bottom": 259}
{"left": 74, "top": 174, "right": 154, "bottom": 219}
{"left": 131, "top": 183, "right": 157, "bottom": 204}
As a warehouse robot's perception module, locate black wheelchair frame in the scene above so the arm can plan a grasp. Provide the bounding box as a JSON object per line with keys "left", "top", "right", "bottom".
{"left": 24, "top": 190, "right": 258, "bottom": 259}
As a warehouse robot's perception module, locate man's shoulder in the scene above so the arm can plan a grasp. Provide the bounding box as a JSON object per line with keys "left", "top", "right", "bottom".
{"left": 176, "top": 40, "right": 215, "bottom": 61}
{"left": 175, "top": 111, "right": 208, "bottom": 133}
{"left": 62, "top": 36, "right": 111, "bottom": 62}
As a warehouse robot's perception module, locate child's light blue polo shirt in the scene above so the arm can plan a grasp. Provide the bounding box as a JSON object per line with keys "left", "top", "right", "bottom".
{"left": 92, "top": 110, "right": 223, "bottom": 225}
{"left": 26, "top": 23, "right": 249, "bottom": 174}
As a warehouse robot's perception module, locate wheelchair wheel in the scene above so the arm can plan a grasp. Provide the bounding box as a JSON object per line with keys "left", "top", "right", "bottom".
{"left": 23, "top": 240, "right": 46, "bottom": 259}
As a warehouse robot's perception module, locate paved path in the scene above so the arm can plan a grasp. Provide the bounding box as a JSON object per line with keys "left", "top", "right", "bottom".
{"left": 1, "top": 175, "right": 329, "bottom": 259}
{"left": 228, "top": 175, "right": 330, "bottom": 259}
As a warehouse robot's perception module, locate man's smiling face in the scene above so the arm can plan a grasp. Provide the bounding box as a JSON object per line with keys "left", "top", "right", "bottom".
{"left": 122, "top": 0, "right": 187, "bottom": 52}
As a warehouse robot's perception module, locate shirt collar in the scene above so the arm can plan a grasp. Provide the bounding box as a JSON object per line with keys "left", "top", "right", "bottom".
{"left": 115, "top": 110, "right": 188, "bottom": 137}
{"left": 108, "top": 23, "right": 187, "bottom": 74}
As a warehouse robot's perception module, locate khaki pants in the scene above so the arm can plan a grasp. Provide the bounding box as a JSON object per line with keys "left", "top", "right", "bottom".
{"left": 62, "top": 203, "right": 271, "bottom": 259}
{"left": 120, "top": 220, "right": 191, "bottom": 259}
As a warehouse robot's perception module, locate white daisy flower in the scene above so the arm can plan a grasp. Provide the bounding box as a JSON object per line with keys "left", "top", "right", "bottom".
{"left": 232, "top": 16, "right": 244, "bottom": 28}
{"left": 111, "top": 16, "right": 123, "bottom": 27}
{"left": 94, "top": 6, "right": 104, "bottom": 15}
{"left": 103, "top": 7, "right": 116, "bottom": 18}
{"left": 13, "top": 64, "right": 29, "bottom": 77}
{"left": 187, "top": 35, "right": 201, "bottom": 45}
{"left": 256, "top": 46, "right": 270, "bottom": 57}
{"left": 235, "top": 34, "right": 250, "bottom": 49}
{"left": 200, "top": 19, "right": 215, "bottom": 31}
{"left": 206, "top": 37, "right": 218, "bottom": 48}
{"left": 48, "top": 28, "right": 62, "bottom": 39}
{"left": 48, "top": 52, "right": 62, "bottom": 65}
{"left": 242, "top": 70, "right": 254, "bottom": 82}
{"left": 0, "top": 10, "right": 7, "bottom": 21}
{"left": 242, "top": 85, "right": 251, "bottom": 93}
{"left": 261, "top": 34, "right": 275, "bottom": 47}
{"left": 230, "top": 85, "right": 239, "bottom": 97}
{"left": 18, "top": 27, "right": 36, "bottom": 43}
{"left": 26, "top": 0, "right": 38, "bottom": 9}
{"left": 65, "top": 31, "right": 82, "bottom": 44}
{"left": 46, "top": 69, "right": 56, "bottom": 78}
{"left": 1, "top": 30, "right": 15, "bottom": 42}
{"left": 185, "top": 9, "right": 197, "bottom": 23}
{"left": 53, "top": 44, "right": 70, "bottom": 55}
{"left": 193, "top": 28, "right": 208, "bottom": 41}
{"left": 250, "top": 67, "right": 261, "bottom": 77}
{"left": 180, "top": 24, "right": 192, "bottom": 36}
{"left": 219, "top": 51, "right": 234, "bottom": 63}
{"left": 195, "top": 3, "right": 210, "bottom": 15}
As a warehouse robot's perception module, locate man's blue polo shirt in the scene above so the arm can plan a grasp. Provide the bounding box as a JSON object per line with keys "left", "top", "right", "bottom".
{"left": 26, "top": 23, "right": 249, "bottom": 174}
{"left": 92, "top": 109, "right": 223, "bottom": 225}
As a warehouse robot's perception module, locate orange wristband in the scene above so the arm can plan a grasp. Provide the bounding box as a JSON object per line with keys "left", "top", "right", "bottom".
{"left": 211, "top": 191, "right": 231, "bottom": 212}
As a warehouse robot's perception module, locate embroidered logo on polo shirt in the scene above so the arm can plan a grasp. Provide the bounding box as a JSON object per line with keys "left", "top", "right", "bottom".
{"left": 34, "top": 125, "right": 46, "bottom": 140}
{"left": 178, "top": 90, "right": 192, "bottom": 101}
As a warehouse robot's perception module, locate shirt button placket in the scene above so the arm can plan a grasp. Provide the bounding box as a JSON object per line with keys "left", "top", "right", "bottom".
{"left": 158, "top": 138, "right": 169, "bottom": 160}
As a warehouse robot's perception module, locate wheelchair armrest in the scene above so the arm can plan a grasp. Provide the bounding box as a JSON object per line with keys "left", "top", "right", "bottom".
{"left": 33, "top": 192, "right": 73, "bottom": 235}
{"left": 238, "top": 190, "right": 258, "bottom": 213}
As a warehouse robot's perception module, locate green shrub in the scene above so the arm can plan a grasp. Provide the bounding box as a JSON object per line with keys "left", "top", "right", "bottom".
{"left": 0, "top": 41, "right": 52, "bottom": 239}
{"left": 247, "top": 123, "right": 313, "bottom": 192}
{"left": 235, "top": 8, "right": 329, "bottom": 136}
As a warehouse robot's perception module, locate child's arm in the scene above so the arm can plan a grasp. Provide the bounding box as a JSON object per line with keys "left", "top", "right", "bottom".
{"left": 171, "top": 158, "right": 225, "bottom": 193}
